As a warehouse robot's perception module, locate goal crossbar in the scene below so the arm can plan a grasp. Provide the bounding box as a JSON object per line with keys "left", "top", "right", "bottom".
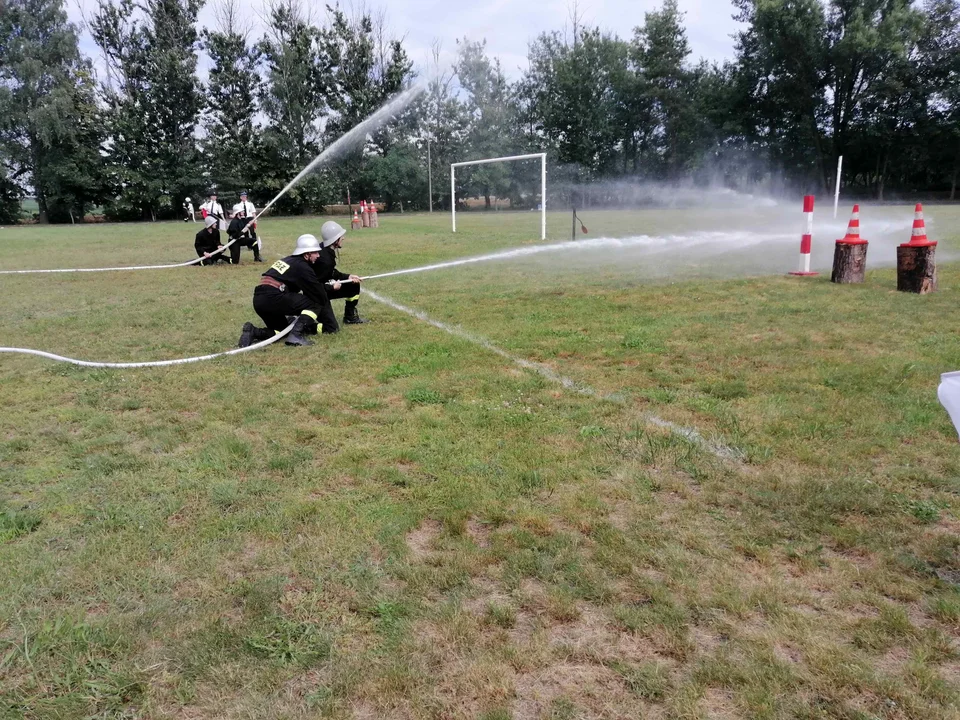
{"left": 451, "top": 153, "right": 546, "bottom": 240}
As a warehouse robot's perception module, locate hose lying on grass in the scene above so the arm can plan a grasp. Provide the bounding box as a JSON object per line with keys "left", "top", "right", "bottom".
{"left": 0, "top": 320, "right": 295, "bottom": 368}
{"left": 0, "top": 237, "right": 242, "bottom": 275}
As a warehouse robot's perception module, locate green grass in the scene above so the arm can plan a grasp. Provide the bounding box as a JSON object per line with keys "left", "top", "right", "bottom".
{"left": 1, "top": 206, "right": 960, "bottom": 719}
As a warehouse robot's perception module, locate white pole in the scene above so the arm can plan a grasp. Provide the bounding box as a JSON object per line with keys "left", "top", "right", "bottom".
{"left": 540, "top": 153, "right": 546, "bottom": 241}
{"left": 427, "top": 136, "right": 433, "bottom": 213}
{"left": 451, "top": 164, "right": 456, "bottom": 233}
{"left": 833, "top": 155, "right": 843, "bottom": 219}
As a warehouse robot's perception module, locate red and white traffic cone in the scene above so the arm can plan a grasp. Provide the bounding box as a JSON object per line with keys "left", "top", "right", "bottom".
{"left": 838, "top": 204, "right": 867, "bottom": 245}
{"left": 831, "top": 204, "right": 869, "bottom": 284}
{"left": 351, "top": 209, "right": 361, "bottom": 230}
{"left": 789, "top": 195, "right": 818, "bottom": 276}
{"left": 369, "top": 200, "right": 378, "bottom": 228}
{"left": 902, "top": 203, "right": 936, "bottom": 248}
{"left": 897, "top": 203, "right": 938, "bottom": 293}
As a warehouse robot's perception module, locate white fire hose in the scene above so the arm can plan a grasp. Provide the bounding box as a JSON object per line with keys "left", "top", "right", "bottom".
{"left": 0, "top": 236, "right": 244, "bottom": 275}
{"left": 0, "top": 320, "right": 295, "bottom": 368}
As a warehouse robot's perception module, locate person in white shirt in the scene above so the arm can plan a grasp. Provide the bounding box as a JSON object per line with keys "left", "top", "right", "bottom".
{"left": 199, "top": 192, "right": 226, "bottom": 231}
{"left": 234, "top": 190, "right": 256, "bottom": 220}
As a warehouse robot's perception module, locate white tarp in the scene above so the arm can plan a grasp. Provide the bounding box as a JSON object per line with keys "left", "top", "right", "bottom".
{"left": 938, "top": 371, "right": 960, "bottom": 442}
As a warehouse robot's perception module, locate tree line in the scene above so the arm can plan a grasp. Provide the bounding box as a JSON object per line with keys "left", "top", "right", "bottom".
{"left": 1, "top": 0, "right": 958, "bottom": 224}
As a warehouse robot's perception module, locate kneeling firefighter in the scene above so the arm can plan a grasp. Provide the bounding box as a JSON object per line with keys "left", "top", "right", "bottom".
{"left": 195, "top": 216, "right": 230, "bottom": 265}
{"left": 238, "top": 234, "right": 334, "bottom": 348}
{"left": 308, "top": 220, "right": 368, "bottom": 333}
{"left": 227, "top": 200, "right": 263, "bottom": 264}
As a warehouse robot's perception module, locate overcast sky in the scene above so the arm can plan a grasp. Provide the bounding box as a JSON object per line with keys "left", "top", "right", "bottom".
{"left": 67, "top": 0, "right": 742, "bottom": 83}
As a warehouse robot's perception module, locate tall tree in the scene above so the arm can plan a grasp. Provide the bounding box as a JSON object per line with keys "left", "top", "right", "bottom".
{"left": 632, "top": 0, "right": 703, "bottom": 178}
{"left": 518, "top": 27, "right": 629, "bottom": 176}
{"left": 414, "top": 41, "right": 467, "bottom": 211}
{"left": 731, "top": 0, "right": 829, "bottom": 189}
{"left": 323, "top": 5, "right": 414, "bottom": 204}
{"left": 202, "top": 0, "right": 262, "bottom": 195}
{"left": 0, "top": 0, "right": 107, "bottom": 223}
{"left": 256, "top": 0, "right": 332, "bottom": 212}
{"left": 92, "top": 0, "right": 204, "bottom": 220}
{"left": 455, "top": 39, "right": 514, "bottom": 208}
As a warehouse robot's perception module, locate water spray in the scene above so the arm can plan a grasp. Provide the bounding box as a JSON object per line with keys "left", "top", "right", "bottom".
{"left": 357, "top": 231, "right": 781, "bottom": 282}
{"left": 0, "top": 84, "right": 426, "bottom": 276}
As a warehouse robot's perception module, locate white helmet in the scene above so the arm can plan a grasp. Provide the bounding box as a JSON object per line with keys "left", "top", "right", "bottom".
{"left": 204, "top": 216, "right": 218, "bottom": 228}
{"left": 292, "top": 233, "right": 322, "bottom": 255}
{"left": 320, "top": 221, "right": 347, "bottom": 248}
{"left": 185, "top": 196, "right": 191, "bottom": 203}
{"left": 232, "top": 203, "right": 245, "bottom": 216}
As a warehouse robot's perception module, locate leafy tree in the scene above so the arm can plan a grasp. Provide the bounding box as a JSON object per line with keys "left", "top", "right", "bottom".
{"left": 322, "top": 4, "right": 415, "bottom": 204}
{"left": 256, "top": 0, "right": 333, "bottom": 212}
{"left": 731, "top": 0, "right": 829, "bottom": 190}
{"left": 454, "top": 39, "right": 515, "bottom": 208}
{"left": 518, "top": 28, "right": 629, "bottom": 176}
{"left": 0, "top": 0, "right": 107, "bottom": 223}
{"left": 0, "top": 170, "right": 22, "bottom": 225}
{"left": 92, "top": 0, "right": 204, "bottom": 220}
{"left": 632, "top": 0, "right": 705, "bottom": 178}
{"left": 201, "top": 0, "right": 262, "bottom": 196}
{"left": 413, "top": 42, "right": 467, "bottom": 211}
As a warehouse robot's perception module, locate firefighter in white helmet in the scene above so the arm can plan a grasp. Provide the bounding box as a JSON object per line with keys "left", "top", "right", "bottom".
{"left": 182, "top": 196, "right": 196, "bottom": 223}
{"left": 227, "top": 191, "right": 263, "bottom": 263}
{"left": 306, "top": 220, "right": 368, "bottom": 333}
{"left": 237, "top": 234, "right": 335, "bottom": 347}
{"left": 194, "top": 216, "right": 229, "bottom": 265}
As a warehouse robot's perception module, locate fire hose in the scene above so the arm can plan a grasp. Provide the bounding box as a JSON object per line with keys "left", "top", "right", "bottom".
{"left": 0, "top": 319, "right": 296, "bottom": 368}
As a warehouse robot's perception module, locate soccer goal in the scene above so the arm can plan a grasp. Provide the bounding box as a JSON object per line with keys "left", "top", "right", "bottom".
{"left": 451, "top": 153, "right": 547, "bottom": 240}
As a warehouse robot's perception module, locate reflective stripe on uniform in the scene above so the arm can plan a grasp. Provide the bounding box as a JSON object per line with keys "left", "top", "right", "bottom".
{"left": 348, "top": 295, "right": 360, "bottom": 302}
{"left": 301, "top": 310, "right": 318, "bottom": 321}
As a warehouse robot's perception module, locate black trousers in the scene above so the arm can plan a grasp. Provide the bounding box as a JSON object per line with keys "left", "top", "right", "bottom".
{"left": 229, "top": 232, "right": 261, "bottom": 264}
{"left": 306, "top": 281, "right": 361, "bottom": 334}
{"left": 253, "top": 287, "right": 325, "bottom": 333}
{"left": 196, "top": 248, "right": 230, "bottom": 265}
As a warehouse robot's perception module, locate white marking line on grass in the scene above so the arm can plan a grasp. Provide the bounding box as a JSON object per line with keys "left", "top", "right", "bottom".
{"left": 362, "top": 288, "right": 738, "bottom": 460}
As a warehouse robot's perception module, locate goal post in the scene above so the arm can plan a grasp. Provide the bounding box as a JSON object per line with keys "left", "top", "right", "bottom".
{"left": 451, "top": 153, "right": 547, "bottom": 240}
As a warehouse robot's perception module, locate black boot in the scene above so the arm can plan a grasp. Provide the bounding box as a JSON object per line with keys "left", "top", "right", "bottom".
{"left": 285, "top": 315, "right": 315, "bottom": 346}
{"left": 238, "top": 323, "right": 273, "bottom": 348}
{"left": 238, "top": 322, "right": 255, "bottom": 348}
{"left": 343, "top": 301, "right": 369, "bottom": 325}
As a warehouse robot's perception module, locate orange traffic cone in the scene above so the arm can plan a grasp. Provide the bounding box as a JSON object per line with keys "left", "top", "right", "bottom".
{"left": 902, "top": 203, "right": 936, "bottom": 247}
{"left": 837, "top": 205, "right": 867, "bottom": 245}
{"left": 351, "top": 210, "right": 361, "bottom": 229}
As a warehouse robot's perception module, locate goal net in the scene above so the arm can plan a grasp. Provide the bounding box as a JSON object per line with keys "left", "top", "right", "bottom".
{"left": 451, "top": 153, "right": 546, "bottom": 240}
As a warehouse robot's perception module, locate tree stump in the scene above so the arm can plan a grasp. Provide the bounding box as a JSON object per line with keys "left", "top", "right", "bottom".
{"left": 897, "top": 245, "right": 937, "bottom": 294}
{"left": 831, "top": 242, "right": 868, "bottom": 284}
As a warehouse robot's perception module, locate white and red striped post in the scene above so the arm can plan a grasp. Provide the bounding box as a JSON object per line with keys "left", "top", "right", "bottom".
{"left": 789, "top": 195, "right": 818, "bottom": 276}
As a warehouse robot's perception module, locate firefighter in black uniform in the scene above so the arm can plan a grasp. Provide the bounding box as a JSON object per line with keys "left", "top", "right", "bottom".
{"left": 308, "top": 220, "right": 368, "bottom": 333}
{"left": 194, "top": 216, "right": 230, "bottom": 265}
{"left": 237, "top": 234, "right": 334, "bottom": 347}
{"left": 227, "top": 193, "right": 263, "bottom": 264}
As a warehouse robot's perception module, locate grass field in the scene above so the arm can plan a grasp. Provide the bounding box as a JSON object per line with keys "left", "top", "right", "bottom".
{"left": 2, "top": 206, "right": 960, "bottom": 719}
